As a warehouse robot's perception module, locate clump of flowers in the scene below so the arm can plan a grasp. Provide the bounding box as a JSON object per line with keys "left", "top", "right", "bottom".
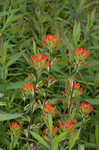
{"left": 66, "top": 81, "right": 83, "bottom": 95}
{"left": 23, "top": 82, "right": 33, "bottom": 91}
{"left": 72, "top": 48, "right": 89, "bottom": 64}
{"left": 79, "top": 103, "right": 93, "bottom": 114}
{"left": 42, "top": 34, "right": 59, "bottom": 48}
{"left": 42, "top": 103, "right": 57, "bottom": 115}
{"left": 74, "top": 81, "right": 83, "bottom": 94}
{"left": 20, "top": 82, "right": 34, "bottom": 95}
{"left": 58, "top": 120, "right": 74, "bottom": 132}
{"left": 9, "top": 122, "right": 20, "bottom": 132}
{"left": 30, "top": 53, "right": 51, "bottom": 68}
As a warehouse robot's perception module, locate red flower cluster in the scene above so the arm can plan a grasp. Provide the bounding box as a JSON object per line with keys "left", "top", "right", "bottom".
{"left": 9, "top": 122, "right": 20, "bottom": 131}
{"left": 79, "top": 103, "right": 93, "bottom": 114}
{"left": 42, "top": 34, "right": 59, "bottom": 47}
{"left": 66, "top": 81, "right": 83, "bottom": 94}
{"left": 20, "top": 82, "right": 33, "bottom": 93}
{"left": 30, "top": 53, "right": 51, "bottom": 67}
{"left": 23, "top": 82, "right": 33, "bottom": 90}
{"left": 42, "top": 103, "right": 57, "bottom": 115}
{"left": 58, "top": 120, "right": 74, "bottom": 131}
{"left": 72, "top": 48, "right": 89, "bottom": 62}
{"left": 74, "top": 81, "right": 83, "bottom": 94}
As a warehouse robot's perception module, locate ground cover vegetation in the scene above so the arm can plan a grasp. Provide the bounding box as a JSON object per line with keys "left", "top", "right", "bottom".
{"left": 0, "top": 0, "right": 99, "bottom": 149}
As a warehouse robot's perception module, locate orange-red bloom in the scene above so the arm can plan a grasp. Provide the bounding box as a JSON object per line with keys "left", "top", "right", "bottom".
{"left": 74, "top": 81, "right": 83, "bottom": 94}
{"left": 42, "top": 103, "right": 57, "bottom": 115}
{"left": 9, "top": 122, "right": 20, "bottom": 130}
{"left": 58, "top": 120, "right": 74, "bottom": 131}
{"left": 72, "top": 48, "right": 89, "bottom": 63}
{"left": 79, "top": 103, "right": 93, "bottom": 114}
{"left": 42, "top": 34, "right": 59, "bottom": 47}
{"left": 23, "top": 82, "right": 33, "bottom": 91}
{"left": 30, "top": 53, "right": 50, "bottom": 67}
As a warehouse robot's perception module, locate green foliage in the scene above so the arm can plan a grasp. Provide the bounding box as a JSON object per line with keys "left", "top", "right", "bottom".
{"left": 31, "top": 131, "right": 49, "bottom": 149}
{"left": 0, "top": 112, "right": 22, "bottom": 121}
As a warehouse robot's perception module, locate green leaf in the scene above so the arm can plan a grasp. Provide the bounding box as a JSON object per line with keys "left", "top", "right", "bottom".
{"left": 6, "top": 52, "right": 24, "bottom": 68}
{"left": 85, "top": 98, "right": 99, "bottom": 105}
{"left": 95, "top": 123, "right": 99, "bottom": 144}
{"left": 52, "top": 143, "right": 58, "bottom": 150}
{"left": 73, "top": 22, "right": 80, "bottom": 45}
{"left": 88, "top": 8, "right": 96, "bottom": 29}
{"left": 85, "top": 143, "right": 99, "bottom": 149}
{"left": 0, "top": 41, "right": 8, "bottom": 65}
{"left": 52, "top": 132, "right": 67, "bottom": 145}
{"left": 31, "top": 131, "right": 49, "bottom": 149}
{"left": 78, "top": 144, "right": 85, "bottom": 150}
{"left": 69, "top": 130, "right": 80, "bottom": 150}
{"left": 0, "top": 112, "right": 22, "bottom": 121}
{"left": 48, "top": 114, "right": 53, "bottom": 137}
{"left": 0, "top": 102, "right": 6, "bottom": 106}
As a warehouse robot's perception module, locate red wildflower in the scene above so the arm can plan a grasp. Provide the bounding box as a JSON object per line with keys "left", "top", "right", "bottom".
{"left": 42, "top": 34, "right": 59, "bottom": 48}
{"left": 72, "top": 51, "right": 75, "bottom": 56}
{"left": 79, "top": 103, "right": 93, "bottom": 114}
{"left": 23, "top": 82, "right": 33, "bottom": 91}
{"left": 72, "top": 48, "right": 89, "bottom": 62}
{"left": 42, "top": 103, "right": 57, "bottom": 115}
{"left": 47, "top": 34, "right": 53, "bottom": 41}
{"left": 73, "top": 120, "right": 77, "bottom": 123}
{"left": 9, "top": 122, "right": 20, "bottom": 130}
{"left": 74, "top": 81, "right": 80, "bottom": 89}
{"left": 30, "top": 53, "right": 50, "bottom": 68}
{"left": 42, "top": 36, "right": 47, "bottom": 41}
{"left": 74, "top": 81, "right": 83, "bottom": 94}
{"left": 58, "top": 120, "right": 74, "bottom": 131}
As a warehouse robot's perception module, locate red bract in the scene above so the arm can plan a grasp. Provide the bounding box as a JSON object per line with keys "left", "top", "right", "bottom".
{"left": 74, "top": 81, "right": 80, "bottom": 89}
{"left": 23, "top": 82, "right": 33, "bottom": 91}
{"left": 42, "top": 103, "right": 57, "bottom": 115}
{"left": 74, "top": 81, "right": 83, "bottom": 94}
{"left": 42, "top": 34, "right": 59, "bottom": 48}
{"left": 72, "top": 48, "right": 89, "bottom": 62}
{"left": 79, "top": 103, "right": 93, "bottom": 114}
{"left": 58, "top": 120, "right": 74, "bottom": 131}
{"left": 30, "top": 53, "right": 50, "bottom": 68}
{"left": 9, "top": 122, "right": 20, "bottom": 130}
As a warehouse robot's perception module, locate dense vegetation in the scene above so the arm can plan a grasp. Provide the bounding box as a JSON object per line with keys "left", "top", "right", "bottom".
{"left": 0, "top": 0, "right": 99, "bottom": 149}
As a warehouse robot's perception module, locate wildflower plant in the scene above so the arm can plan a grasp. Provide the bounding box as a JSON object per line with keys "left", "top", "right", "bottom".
{"left": 7, "top": 31, "right": 94, "bottom": 150}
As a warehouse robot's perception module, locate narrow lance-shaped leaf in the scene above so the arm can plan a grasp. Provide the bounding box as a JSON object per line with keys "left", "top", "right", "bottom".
{"left": 0, "top": 112, "right": 22, "bottom": 121}
{"left": 48, "top": 114, "right": 53, "bottom": 137}
{"left": 6, "top": 51, "right": 24, "bottom": 68}
{"left": 73, "top": 22, "right": 80, "bottom": 45}
{"left": 95, "top": 123, "right": 99, "bottom": 144}
{"left": 31, "top": 131, "right": 49, "bottom": 149}
{"left": 52, "top": 132, "right": 67, "bottom": 145}
{"left": 69, "top": 129, "right": 80, "bottom": 150}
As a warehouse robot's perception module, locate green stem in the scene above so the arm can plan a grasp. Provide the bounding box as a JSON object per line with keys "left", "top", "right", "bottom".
{"left": 44, "top": 48, "right": 52, "bottom": 103}
{"left": 68, "top": 63, "right": 79, "bottom": 117}
{"left": 26, "top": 70, "right": 39, "bottom": 149}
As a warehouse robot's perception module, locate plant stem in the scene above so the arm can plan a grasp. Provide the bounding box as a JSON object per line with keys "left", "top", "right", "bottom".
{"left": 26, "top": 70, "right": 39, "bottom": 150}
{"left": 67, "top": 63, "right": 79, "bottom": 117}
{"left": 77, "top": 117, "right": 84, "bottom": 150}
{"left": 44, "top": 48, "right": 52, "bottom": 103}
